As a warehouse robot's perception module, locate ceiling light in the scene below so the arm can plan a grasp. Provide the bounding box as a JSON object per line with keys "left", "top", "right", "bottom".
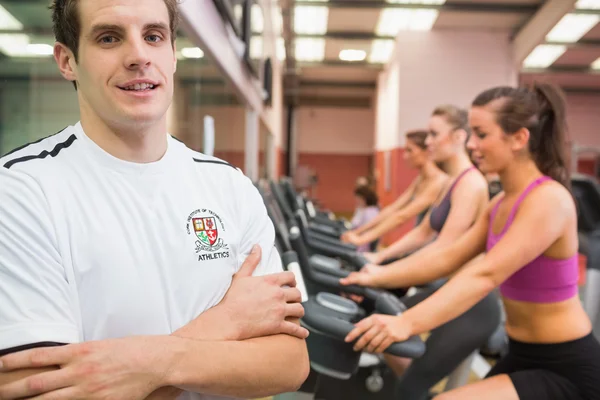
{"left": 273, "top": 6, "right": 283, "bottom": 36}
{"left": 576, "top": 0, "right": 600, "bottom": 9}
{"left": 250, "top": 36, "right": 263, "bottom": 59}
{"left": 0, "top": 35, "right": 54, "bottom": 57}
{"left": 277, "top": 37, "right": 286, "bottom": 61}
{"left": 546, "top": 14, "right": 600, "bottom": 43}
{"left": 26, "top": 44, "right": 53, "bottom": 56}
{"left": 181, "top": 47, "right": 204, "bottom": 59}
{"left": 0, "top": 5, "right": 22, "bottom": 30}
{"left": 368, "top": 39, "right": 395, "bottom": 63}
{"left": 252, "top": 4, "right": 264, "bottom": 33}
{"left": 522, "top": 44, "right": 566, "bottom": 68}
{"left": 294, "top": 6, "right": 329, "bottom": 35}
{"left": 387, "top": 0, "right": 445, "bottom": 4}
{"left": 592, "top": 57, "right": 600, "bottom": 70}
{"left": 295, "top": 38, "right": 325, "bottom": 62}
{"left": 339, "top": 49, "right": 366, "bottom": 62}
{"left": 376, "top": 0, "right": 445, "bottom": 36}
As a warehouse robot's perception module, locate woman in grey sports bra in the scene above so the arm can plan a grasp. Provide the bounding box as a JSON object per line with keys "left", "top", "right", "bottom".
{"left": 347, "top": 105, "right": 499, "bottom": 400}
{"left": 341, "top": 130, "right": 446, "bottom": 249}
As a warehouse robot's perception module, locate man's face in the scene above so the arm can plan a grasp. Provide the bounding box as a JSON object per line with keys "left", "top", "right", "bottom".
{"left": 64, "top": 0, "right": 176, "bottom": 130}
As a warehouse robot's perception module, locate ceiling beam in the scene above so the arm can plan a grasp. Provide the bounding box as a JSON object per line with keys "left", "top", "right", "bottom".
{"left": 289, "top": 94, "right": 373, "bottom": 108}
{"left": 300, "top": 80, "right": 376, "bottom": 89}
{"left": 294, "top": 1, "right": 538, "bottom": 13}
{"left": 294, "top": 32, "right": 395, "bottom": 41}
{"left": 521, "top": 65, "right": 600, "bottom": 74}
{"left": 512, "top": 0, "right": 577, "bottom": 66}
{"left": 297, "top": 60, "right": 384, "bottom": 69}
{"left": 545, "top": 39, "right": 600, "bottom": 50}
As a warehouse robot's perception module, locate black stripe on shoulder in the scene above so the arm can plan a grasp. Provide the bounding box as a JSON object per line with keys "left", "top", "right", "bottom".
{"left": 0, "top": 342, "right": 67, "bottom": 357}
{"left": 193, "top": 158, "right": 237, "bottom": 170}
{"left": 3, "top": 127, "right": 68, "bottom": 158}
{"left": 171, "top": 135, "right": 184, "bottom": 144}
{"left": 4, "top": 134, "right": 78, "bottom": 170}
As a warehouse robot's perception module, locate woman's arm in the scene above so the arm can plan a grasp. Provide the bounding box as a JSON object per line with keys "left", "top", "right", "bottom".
{"left": 346, "top": 183, "right": 574, "bottom": 352}
{"left": 433, "top": 173, "right": 488, "bottom": 248}
{"left": 351, "top": 180, "right": 443, "bottom": 246}
{"left": 352, "top": 179, "right": 419, "bottom": 236}
{"left": 370, "top": 213, "right": 437, "bottom": 263}
{"left": 402, "top": 183, "right": 573, "bottom": 335}
{"left": 341, "top": 207, "right": 490, "bottom": 289}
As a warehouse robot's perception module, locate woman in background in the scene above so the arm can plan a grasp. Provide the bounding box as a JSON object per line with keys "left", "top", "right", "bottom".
{"left": 342, "top": 130, "right": 446, "bottom": 249}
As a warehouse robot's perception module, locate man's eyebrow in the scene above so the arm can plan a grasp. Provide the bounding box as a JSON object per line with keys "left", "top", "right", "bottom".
{"left": 87, "top": 22, "right": 169, "bottom": 38}
{"left": 88, "top": 24, "right": 124, "bottom": 38}
{"left": 144, "top": 22, "right": 170, "bottom": 32}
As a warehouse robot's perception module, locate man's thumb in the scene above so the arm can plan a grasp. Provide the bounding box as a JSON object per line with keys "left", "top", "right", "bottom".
{"left": 235, "top": 245, "right": 262, "bottom": 278}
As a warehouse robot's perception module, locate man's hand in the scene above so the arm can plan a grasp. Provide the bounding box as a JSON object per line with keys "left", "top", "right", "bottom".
{"left": 0, "top": 336, "right": 168, "bottom": 400}
{"left": 176, "top": 245, "right": 309, "bottom": 342}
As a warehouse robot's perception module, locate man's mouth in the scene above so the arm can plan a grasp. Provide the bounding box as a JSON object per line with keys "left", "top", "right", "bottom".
{"left": 119, "top": 83, "right": 157, "bottom": 91}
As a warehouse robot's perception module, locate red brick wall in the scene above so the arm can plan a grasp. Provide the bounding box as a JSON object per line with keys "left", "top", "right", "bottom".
{"left": 296, "top": 153, "right": 373, "bottom": 214}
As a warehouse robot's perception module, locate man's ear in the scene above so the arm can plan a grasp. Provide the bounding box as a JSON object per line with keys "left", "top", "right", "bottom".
{"left": 54, "top": 42, "right": 78, "bottom": 84}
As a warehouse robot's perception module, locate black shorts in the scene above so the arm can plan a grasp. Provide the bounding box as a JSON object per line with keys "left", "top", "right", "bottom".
{"left": 486, "top": 333, "right": 600, "bottom": 400}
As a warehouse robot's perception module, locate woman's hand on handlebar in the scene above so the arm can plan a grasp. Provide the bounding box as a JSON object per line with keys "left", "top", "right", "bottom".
{"left": 339, "top": 264, "right": 382, "bottom": 287}
{"left": 345, "top": 314, "right": 413, "bottom": 354}
{"left": 363, "top": 252, "right": 382, "bottom": 264}
{"left": 341, "top": 230, "right": 359, "bottom": 245}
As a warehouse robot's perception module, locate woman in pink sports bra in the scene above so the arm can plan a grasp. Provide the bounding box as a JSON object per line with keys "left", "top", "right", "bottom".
{"left": 341, "top": 83, "right": 600, "bottom": 400}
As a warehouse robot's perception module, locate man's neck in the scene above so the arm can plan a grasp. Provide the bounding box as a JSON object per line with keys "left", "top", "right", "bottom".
{"left": 80, "top": 109, "right": 168, "bottom": 164}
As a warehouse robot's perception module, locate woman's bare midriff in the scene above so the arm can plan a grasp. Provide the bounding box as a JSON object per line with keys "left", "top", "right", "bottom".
{"left": 503, "top": 295, "right": 592, "bottom": 343}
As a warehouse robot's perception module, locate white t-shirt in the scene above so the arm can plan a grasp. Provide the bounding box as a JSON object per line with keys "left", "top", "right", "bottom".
{"left": 0, "top": 122, "right": 282, "bottom": 400}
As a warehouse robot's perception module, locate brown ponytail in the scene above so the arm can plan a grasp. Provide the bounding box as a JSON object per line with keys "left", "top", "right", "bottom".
{"left": 472, "top": 83, "right": 571, "bottom": 190}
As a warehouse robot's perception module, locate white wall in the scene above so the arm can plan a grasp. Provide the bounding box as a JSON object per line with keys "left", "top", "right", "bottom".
{"left": 566, "top": 93, "right": 600, "bottom": 148}
{"left": 296, "top": 107, "right": 375, "bottom": 154}
{"left": 375, "top": 58, "right": 401, "bottom": 150}
{"left": 375, "top": 30, "right": 518, "bottom": 151}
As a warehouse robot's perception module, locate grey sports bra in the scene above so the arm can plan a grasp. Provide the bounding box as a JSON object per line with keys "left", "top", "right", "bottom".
{"left": 410, "top": 178, "right": 429, "bottom": 226}
{"left": 429, "top": 167, "right": 476, "bottom": 233}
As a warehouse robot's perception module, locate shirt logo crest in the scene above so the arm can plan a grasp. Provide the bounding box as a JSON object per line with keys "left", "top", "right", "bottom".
{"left": 186, "top": 209, "right": 230, "bottom": 261}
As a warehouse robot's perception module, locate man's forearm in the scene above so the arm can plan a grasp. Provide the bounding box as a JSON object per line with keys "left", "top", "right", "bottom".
{"left": 161, "top": 334, "right": 309, "bottom": 398}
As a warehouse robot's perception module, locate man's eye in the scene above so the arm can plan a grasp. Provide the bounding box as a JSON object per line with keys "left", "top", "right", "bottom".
{"left": 147, "top": 35, "right": 163, "bottom": 43}
{"left": 100, "top": 36, "right": 117, "bottom": 44}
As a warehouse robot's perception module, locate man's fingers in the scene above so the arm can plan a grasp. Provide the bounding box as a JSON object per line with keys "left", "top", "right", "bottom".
{"left": 283, "top": 287, "right": 302, "bottom": 304}
{"left": 285, "top": 303, "right": 305, "bottom": 319}
{"left": 0, "top": 367, "right": 73, "bottom": 399}
{"left": 271, "top": 271, "right": 297, "bottom": 287}
{"left": 280, "top": 321, "right": 310, "bottom": 339}
{"left": 234, "top": 245, "right": 262, "bottom": 278}
{"left": 0, "top": 346, "right": 72, "bottom": 372}
{"left": 353, "top": 325, "right": 380, "bottom": 352}
{"left": 31, "top": 387, "right": 81, "bottom": 400}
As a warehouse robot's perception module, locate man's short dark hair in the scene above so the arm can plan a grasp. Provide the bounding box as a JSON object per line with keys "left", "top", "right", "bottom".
{"left": 50, "top": 0, "right": 180, "bottom": 62}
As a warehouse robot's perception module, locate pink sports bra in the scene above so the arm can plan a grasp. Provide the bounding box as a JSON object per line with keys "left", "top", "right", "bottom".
{"left": 487, "top": 176, "right": 579, "bottom": 303}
